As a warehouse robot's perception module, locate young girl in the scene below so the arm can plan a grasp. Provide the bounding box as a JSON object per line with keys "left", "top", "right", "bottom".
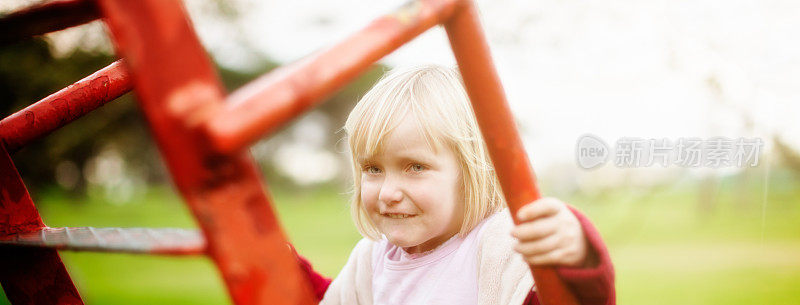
{"left": 298, "top": 65, "right": 615, "bottom": 305}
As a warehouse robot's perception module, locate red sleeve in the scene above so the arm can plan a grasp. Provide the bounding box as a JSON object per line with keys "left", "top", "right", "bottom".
{"left": 292, "top": 248, "right": 333, "bottom": 301}
{"left": 522, "top": 205, "right": 616, "bottom": 305}
{"left": 523, "top": 291, "right": 542, "bottom": 305}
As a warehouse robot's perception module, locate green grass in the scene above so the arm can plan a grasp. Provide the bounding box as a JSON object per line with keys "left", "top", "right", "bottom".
{"left": 2, "top": 176, "right": 799, "bottom": 304}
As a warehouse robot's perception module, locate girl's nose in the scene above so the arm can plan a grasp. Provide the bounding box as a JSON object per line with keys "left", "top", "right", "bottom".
{"left": 378, "top": 177, "right": 403, "bottom": 204}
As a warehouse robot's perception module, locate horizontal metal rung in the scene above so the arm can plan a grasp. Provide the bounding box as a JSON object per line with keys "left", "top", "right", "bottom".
{"left": 0, "top": 227, "right": 206, "bottom": 255}
{"left": 0, "top": 59, "right": 132, "bottom": 153}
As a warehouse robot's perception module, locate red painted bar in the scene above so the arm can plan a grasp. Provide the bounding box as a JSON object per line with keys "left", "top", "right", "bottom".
{"left": 444, "top": 1, "right": 580, "bottom": 305}
{"left": 0, "top": 59, "right": 131, "bottom": 153}
{"left": 0, "top": 144, "right": 84, "bottom": 304}
{"left": 96, "top": 0, "right": 316, "bottom": 304}
{"left": 0, "top": 0, "right": 99, "bottom": 45}
{"left": 203, "top": 0, "right": 460, "bottom": 154}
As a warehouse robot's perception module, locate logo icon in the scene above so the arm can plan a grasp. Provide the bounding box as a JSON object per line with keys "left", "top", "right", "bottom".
{"left": 576, "top": 134, "right": 610, "bottom": 169}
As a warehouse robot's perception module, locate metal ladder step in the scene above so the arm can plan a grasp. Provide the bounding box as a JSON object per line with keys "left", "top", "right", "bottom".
{"left": 0, "top": 227, "right": 205, "bottom": 255}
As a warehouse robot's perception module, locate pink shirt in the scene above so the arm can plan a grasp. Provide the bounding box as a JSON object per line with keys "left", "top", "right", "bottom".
{"left": 370, "top": 213, "right": 499, "bottom": 305}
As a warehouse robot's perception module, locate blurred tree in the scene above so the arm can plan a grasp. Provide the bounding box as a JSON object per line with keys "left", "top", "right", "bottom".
{"left": 774, "top": 136, "right": 800, "bottom": 177}
{"left": 0, "top": 1, "right": 386, "bottom": 201}
{"left": 0, "top": 37, "right": 141, "bottom": 196}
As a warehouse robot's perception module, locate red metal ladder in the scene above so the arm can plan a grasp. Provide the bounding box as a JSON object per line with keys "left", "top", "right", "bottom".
{"left": 0, "top": 0, "right": 580, "bottom": 304}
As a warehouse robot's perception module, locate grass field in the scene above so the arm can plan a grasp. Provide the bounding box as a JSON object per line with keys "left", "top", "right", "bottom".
{"left": 1, "top": 174, "right": 799, "bottom": 304}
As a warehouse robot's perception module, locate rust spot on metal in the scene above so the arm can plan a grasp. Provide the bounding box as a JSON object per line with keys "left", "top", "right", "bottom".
{"left": 53, "top": 97, "right": 71, "bottom": 125}
{"left": 246, "top": 192, "right": 273, "bottom": 235}
{"left": 89, "top": 75, "right": 111, "bottom": 101}
{"left": 24, "top": 110, "right": 35, "bottom": 127}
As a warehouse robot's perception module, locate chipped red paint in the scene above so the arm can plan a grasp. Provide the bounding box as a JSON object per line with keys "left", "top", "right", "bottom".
{"left": 0, "top": 59, "right": 131, "bottom": 153}
{"left": 95, "top": 0, "right": 316, "bottom": 304}
{"left": 0, "top": 144, "right": 84, "bottom": 304}
{"left": 445, "top": 2, "right": 579, "bottom": 304}
{"left": 203, "top": 0, "right": 461, "bottom": 154}
{"left": 0, "top": 147, "right": 44, "bottom": 237}
{"left": 0, "top": 0, "right": 100, "bottom": 45}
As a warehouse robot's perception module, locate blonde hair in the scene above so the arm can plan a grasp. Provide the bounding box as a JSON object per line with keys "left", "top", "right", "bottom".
{"left": 344, "top": 65, "right": 505, "bottom": 240}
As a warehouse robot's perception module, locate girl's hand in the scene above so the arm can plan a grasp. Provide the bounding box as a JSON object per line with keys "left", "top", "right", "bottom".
{"left": 510, "top": 197, "right": 591, "bottom": 267}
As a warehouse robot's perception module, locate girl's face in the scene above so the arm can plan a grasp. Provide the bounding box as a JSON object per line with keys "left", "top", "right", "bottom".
{"left": 360, "top": 113, "right": 464, "bottom": 254}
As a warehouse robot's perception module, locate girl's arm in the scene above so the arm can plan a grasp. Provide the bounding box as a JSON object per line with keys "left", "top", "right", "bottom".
{"left": 295, "top": 252, "right": 333, "bottom": 301}
{"left": 521, "top": 205, "right": 615, "bottom": 305}
{"left": 293, "top": 238, "right": 374, "bottom": 304}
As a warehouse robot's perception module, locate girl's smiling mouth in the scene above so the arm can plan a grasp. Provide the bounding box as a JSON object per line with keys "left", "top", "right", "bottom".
{"left": 382, "top": 213, "right": 417, "bottom": 219}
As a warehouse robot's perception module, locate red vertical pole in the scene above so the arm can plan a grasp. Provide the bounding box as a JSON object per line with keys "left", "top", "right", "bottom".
{"left": 0, "top": 144, "right": 84, "bottom": 304}
{"left": 445, "top": 1, "right": 580, "bottom": 305}
{"left": 95, "top": 1, "right": 316, "bottom": 304}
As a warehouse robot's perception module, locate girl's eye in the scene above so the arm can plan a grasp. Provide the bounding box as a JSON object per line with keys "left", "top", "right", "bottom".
{"left": 410, "top": 164, "right": 426, "bottom": 172}
{"left": 364, "top": 166, "right": 382, "bottom": 174}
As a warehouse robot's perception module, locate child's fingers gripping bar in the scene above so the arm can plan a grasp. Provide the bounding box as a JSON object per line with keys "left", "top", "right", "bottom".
{"left": 517, "top": 198, "right": 561, "bottom": 222}
{"left": 444, "top": 1, "right": 581, "bottom": 305}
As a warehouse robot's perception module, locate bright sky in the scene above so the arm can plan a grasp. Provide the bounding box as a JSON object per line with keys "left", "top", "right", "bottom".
{"left": 184, "top": 0, "right": 800, "bottom": 176}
